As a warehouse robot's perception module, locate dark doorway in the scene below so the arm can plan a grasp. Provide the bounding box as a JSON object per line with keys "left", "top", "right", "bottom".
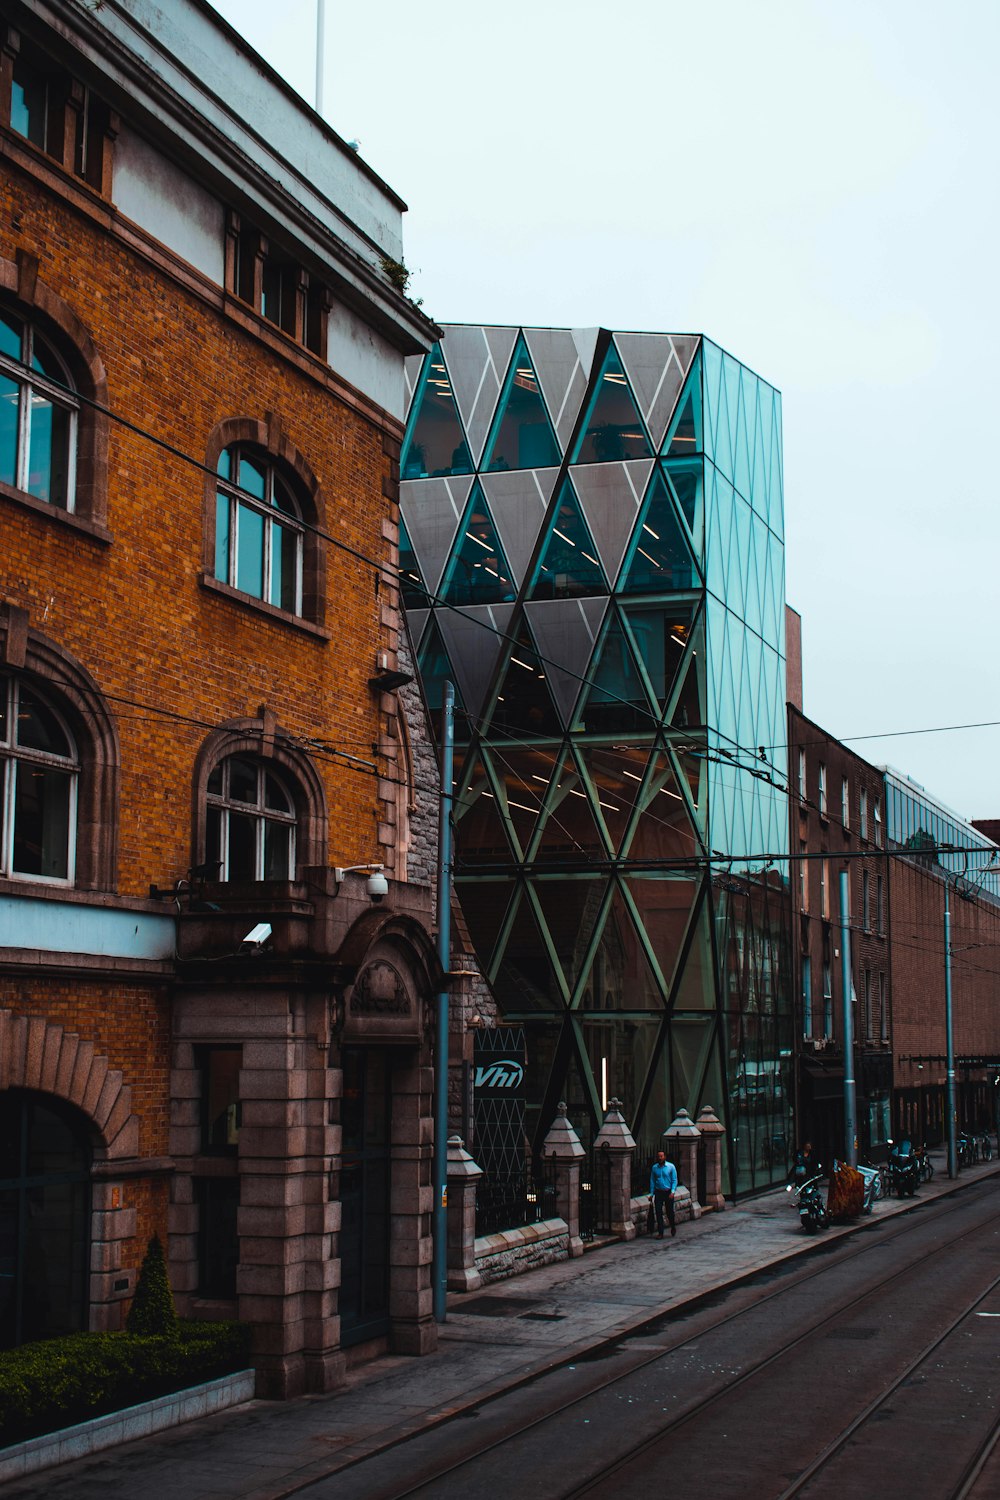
{"left": 339, "top": 1048, "right": 393, "bottom": 1346}
{"left": 0, "top": 1089, "right": 91, "bottom": 1348}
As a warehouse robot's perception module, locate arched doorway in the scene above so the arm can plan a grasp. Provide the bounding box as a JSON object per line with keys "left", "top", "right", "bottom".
{"left": 0, "top": 1089, "right": 91, "bottom": 1348}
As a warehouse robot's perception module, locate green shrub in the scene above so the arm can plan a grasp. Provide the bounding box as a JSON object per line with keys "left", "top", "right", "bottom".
{"left": 126, "top": 1234, "right": 177, "bottom": 1338}
{"left": 0, "top": 1321, "right": 252, "bottom": 1449}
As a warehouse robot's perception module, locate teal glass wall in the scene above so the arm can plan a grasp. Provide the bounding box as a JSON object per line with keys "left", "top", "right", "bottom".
{"left": 401, "top": 326, "right": 791, "bottom": 1194}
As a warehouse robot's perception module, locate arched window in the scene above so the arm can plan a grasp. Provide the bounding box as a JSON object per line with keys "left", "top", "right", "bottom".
{"left": 0, "top": 672, "right": 78, "bottom": 882}
{"left": 0, "top": 308, "right": 78, "bottom": 510}
{"left": 214, "top": 446, "right": 304, "bottom": 615}
{"left": 205, "top": 754, "right": 297, "bottom": 881}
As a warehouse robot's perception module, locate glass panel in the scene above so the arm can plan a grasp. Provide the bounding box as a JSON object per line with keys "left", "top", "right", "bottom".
{"left": 619, "top": 470, "right": 698, "bottom": 593}
{"left": 575, "top": 612, "right": 653, "bottom": 734}
{"left": 493, "top": 890, "right": 565, "bottom": 1012}
{"left": 489, "top": 748, "right": 551, "bottom": 859}
{"left": 215, "top": 493, "right": 231, "bottom": 581}
{"left": 666, "top": 463, "right": 703, "bottom": 552}
{"left": 575, "top": 742, "right": 652, "bottom": 857}
{"left": 482, "top": 338, "right": 559, "bottom": 472}
{"left": 272, "top": 476, "right": 298, "bottom": 517}
{"left": 12, "top": 764, "right": 71, "bottom": 878}
{"left": 489, "top": 629, "right": 562, "bottom": 739}
{"left": 16, "top": 686, "right": 71, "bottom": 757}
{"left": 237, "top": 454, "right": 266, "bottom": 500}
{"left": 0, "top": 314, "right": 22, "bottom": 362}
{"left": 27, "top": 394, "right": 71, "bottom": 507}
{"left": 270, "top": 520, "right": 298, "bottom": 611}
{"left": 30, "top": 334, "right": 67, "bottom": 385}
{"left": 263, "top": 819, "right": 291, "bottom": 880}
{"left": 201, "top": 1049, "right": 241, "bottom": 1150}
{"left": 626, "top": 873, "right": 699, "bottom": 998}
{"left": 622, "top": 604, "right": 696, "bottom": 713}
{"left": 579, "top": 1015, "right": 662, "bottom": 1126}
{"left": 205, "top": 805, "right": 222, "bottom": 872}
{"left": 228, "top": 757, "right": 258, "bottom": 805}
{"left": 533, "top": 878, "right": 605, "bottom": 999}
{"left": 236, "top": 502, "right": 265, "bottom": 598}
{"left": 398, "top": 515, "right": 429, "bottom": 609}
{"left": 11, "top": 59, "right": 47, "bottom": 148}
{"left": 206, "top": 764, "right": 223, "bottom": 796}
{"left": 0, "top": 375, "right": 20, "bottom": 488}
{"left": 571, "top": 344, "right": 652, "bottom": 465}
{"left": 454, "top": 879, "right": 515, "bottom": 973}
{"left": 227, "top": 811, "right": 257, "bottom": 880}
{"left": 0, "top": 677, "right": 8, "bottom": 744}
{"left": 530, "top": 750, "right": 605, "bottom": 862}
{"left": 417, "top": 617, "right": 465, "bottom": 717}
{"left": 216, "top": 447, "right": 232, "bottom": 481}
{"left": 401, "top": 348, "right": 472, "bottom": 479}
{"left": 528, "top": 480, "right": 607, "bottom": 600}
{"left": 664, "top": 392, "right": 700, "bottom": 456}
{"left": 453, "top": 756, "right": 514, "bottom": 866}
{"left": 624, "top": 750, "right": 698, "bottom": 863}
{"left": 576, "top": 885, "right": 666, "bottom": 1012}
{"left": 196, "top": 1178, "right": 239, "bottom": 1299}
{"left": 441, "top": 489, "right": 516, "bottom": 606}
{"left": 264, "top": 771, "right": 290, "bottom": 812}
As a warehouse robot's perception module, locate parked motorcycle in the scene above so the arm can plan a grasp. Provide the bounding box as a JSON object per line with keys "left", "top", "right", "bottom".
{"left": 887, "top": 1138, "right": 920, "bottom": 1197}
{"left": 787, "top": 1172, "right": 829, "bottom": 1232}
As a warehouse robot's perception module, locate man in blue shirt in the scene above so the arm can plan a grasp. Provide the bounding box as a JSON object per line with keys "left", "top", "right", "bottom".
{"left": 650, "top": 1150, "right": 679, "bottom": 1238}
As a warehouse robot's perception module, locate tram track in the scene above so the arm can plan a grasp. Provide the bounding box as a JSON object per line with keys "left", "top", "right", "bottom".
{"left": 299, "top": 1179, "right": 1000, "bottom": 1500}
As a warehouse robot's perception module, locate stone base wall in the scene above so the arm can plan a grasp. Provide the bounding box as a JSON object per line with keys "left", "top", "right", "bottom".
{"left": 472, "top": 1218, "right": 569, "bottom": 1285}
{"left": 629, "top": 1185, "right": 699, "bottom": 1234}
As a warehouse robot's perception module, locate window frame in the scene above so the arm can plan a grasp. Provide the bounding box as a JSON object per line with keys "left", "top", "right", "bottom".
{"left": 205, "top": 753, "right": 298, "bottom": 883}
{"left": 0, "top": 309, "right": 79, "bottom": 511}
{"left": 0, "top": 671, "right": 79, "bottom": 885}
{"left": 818, "top": 761, "right": 827, "bottom": 816}
{"left": 214, "top": 445, "right": 305, "bottom": 616}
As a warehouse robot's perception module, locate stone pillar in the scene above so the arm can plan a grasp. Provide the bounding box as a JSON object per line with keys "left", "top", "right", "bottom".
{"left": 593, "top": 1098, "right": 637, "bottom": 1240}
{"left": 542, "top": 1102, "right": 586, "bottom": 1258}
{"left": 664, "top": 1108, "right": 702, "bottom": 1218}
{"left": 696, "top": 1105, "right": 728, "bottom": 1211}
{"left": 446, "top": 1136, "right": 482, "bottom": 1292}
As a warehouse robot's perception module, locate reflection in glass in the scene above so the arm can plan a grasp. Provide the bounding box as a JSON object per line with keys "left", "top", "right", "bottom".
{"left": 529, "top": 481, "right": 607, "bottom": 599}
{"left": 482, "top": 341, "right": 559, "bottom": 472}
{"left": 572, "top": 345, "right": 652, "bottom": 465}
{"left": 401, "top": 348, "right": 471, "bottom": 478}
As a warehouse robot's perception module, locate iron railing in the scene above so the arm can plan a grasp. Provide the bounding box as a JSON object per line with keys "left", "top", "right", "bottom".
{"left": 475, "top": 1159, "right": 557, "bottom": 1238}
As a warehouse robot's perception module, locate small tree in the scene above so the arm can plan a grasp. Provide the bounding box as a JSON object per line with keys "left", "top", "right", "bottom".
{"left": 127, "top": 1234, "right": 178, "bottom": 1338}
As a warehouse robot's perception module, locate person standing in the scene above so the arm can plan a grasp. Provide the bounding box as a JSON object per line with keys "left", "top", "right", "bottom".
{"left": 650, "top": 1150, "right": 678, "bottom": 1238}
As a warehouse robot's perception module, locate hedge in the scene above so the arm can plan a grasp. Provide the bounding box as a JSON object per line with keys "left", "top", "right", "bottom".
{"left": 0, "top": 1321, "right": 252, "bottom": 1448}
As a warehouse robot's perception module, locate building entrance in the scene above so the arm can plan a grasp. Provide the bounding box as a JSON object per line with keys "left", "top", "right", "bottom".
{"left": 0, "top": 1089, "right": 91, "bottom": 1348}
{"left": 339, "top": 1048, "right": 393, "bottom": 1346}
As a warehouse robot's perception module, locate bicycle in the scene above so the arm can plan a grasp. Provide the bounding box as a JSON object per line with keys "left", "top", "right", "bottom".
{"left": 976, "top": 1131, "right": 993, "bottom": 1162}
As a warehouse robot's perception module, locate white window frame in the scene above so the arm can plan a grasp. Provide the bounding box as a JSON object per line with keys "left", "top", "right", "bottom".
{"left": 859, "top": 786, "right": 868, "bottom": 840}
{"left": 818, "top": 761, "right": 827, "bottom": 816}
{"left": 215, "top": 447, "right": 305, "bottom": 615}
{"left": 0, "top": 311, "right": 78, "bottom": 510}
{"left": 205, "top": 756, "right": 297, "bottom": 882}
{"left": 841, "top": 775, "right": 849, "bottom": 828}
{"left": 0, "top": 674, "right": 78, "bottom": 884}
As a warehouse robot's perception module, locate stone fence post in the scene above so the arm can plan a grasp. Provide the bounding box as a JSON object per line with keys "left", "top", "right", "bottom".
{"left": 593, "top": 1098, "right": 637, "bottom": 1239}
{"left": 446, "top": 1136, "right": 483, "bottom": 1292}
{"left": 695, "top": 1105, "right": 727, "bottom": 1211}
{"left": 542, "top": 1101, "right": 585, "bottom": 1258}
{"left": 664, "top": 1108, "right": 702, "bottom": 1218}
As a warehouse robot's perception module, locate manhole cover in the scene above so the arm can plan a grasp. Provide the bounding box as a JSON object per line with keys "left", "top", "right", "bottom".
{"left": 453, "top": 1295, "right": 540, "bottom": 1317}
{"left": 826, "top": 1328, "right": 879, "bottom": 1340}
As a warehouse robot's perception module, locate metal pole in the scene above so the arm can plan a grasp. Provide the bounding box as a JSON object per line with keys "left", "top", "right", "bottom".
{"left": 945, "top": 880, "right": 958, "bottom": 1178}
{"left": 839, "top": 869, "right": 857, "bottom": 1167}
{"left": 315, "top": 0, "right": 326, "bottom": 115}
{"left": 432, "top": 681, "right": 455, "bottom": 1322}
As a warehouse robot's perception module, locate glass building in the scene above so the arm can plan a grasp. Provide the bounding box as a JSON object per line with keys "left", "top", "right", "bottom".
{"left": 400, "top": 327, "right": 792, "bottom": 1193}
{"left": 884, "top": 766, "right": 1000, "bottom": 904}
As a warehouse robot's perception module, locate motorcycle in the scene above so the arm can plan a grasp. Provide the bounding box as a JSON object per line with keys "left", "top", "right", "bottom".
{"left": 786, "top": 1171, "right": 829, "bottom": 1232}
{"left": 887, "top": 1138, "right": 920, "bottom": 1197}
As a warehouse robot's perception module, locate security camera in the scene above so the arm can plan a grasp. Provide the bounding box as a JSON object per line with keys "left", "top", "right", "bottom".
{"left": 366, "top": 871, "right": 389, "bottom": 903}
{"left": 242, "top": 922, "right": 272, "bottom": 948}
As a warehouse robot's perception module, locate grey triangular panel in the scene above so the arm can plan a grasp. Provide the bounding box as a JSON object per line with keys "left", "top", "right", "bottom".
{"left": 404, "top": 608, "right": 430, "bottom": 650}
{"left": 403, "top": 354, "right": 425, "bottom": 415}
{"left": 480, "top": 467, "right": 559, "bottom": 586}
{"left": 524, "top": 596, "right": 608, "bottom": 727}
{"left": 438, "top": 326, "right": 507, "bottom": 468}
{"left": 400, "top": 475, "right": 474, "bottom": 596}
{"left": 571, "top": 327, "right": 601, "bottom": 377}
{"left": 437, "top": 603, "right": 515, "bottom": 722}
{"left": 569, "top": 459, "right": 654, "bottom": 585}
{"left": 523, "top": 328, "right": 588, "bottom": 453}
{"left": 615, "top": 333, "right": 700, "bottom": 449}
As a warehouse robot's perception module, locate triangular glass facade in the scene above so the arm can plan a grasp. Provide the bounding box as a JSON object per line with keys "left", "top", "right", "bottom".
{"left": 401, "top": 325, "right": 790, "bottom": 1197}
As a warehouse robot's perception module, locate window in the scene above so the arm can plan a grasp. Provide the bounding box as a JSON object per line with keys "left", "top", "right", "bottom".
{"left": 876, "top": 874, "right": 884, "bottom": 934}
{"left": 195, "top": 1177, "right": 239, "bottom": 1299}
{"left": 0, "top": 673, "right": 77, "bottom": 882}
{"left": 862, "top": 870, "right": 870, "bottom": 930}
{"left": 873, "top": 798, "right": 882, "bottom": 847}
{"left": 822, "top": 961, "right": 833, "bottom": 1038}
{"left": 798, "top": 840, "right": 808, "bottom": 910}
{"left": 0, "top": 308, "right": 77, "bottom": 510}
{"left": 198, "top": 1047, "right": 241, "bottom": 1153}
{"left": 205, "top": 754, "right": 296, "bottom": 881}
{"left": 797, "top": 747, "right": 806, "bottom": 800}
{"left": 859, "top": 787, "right": 868, "bottom": 840}
{"left": 6, "top": 37, "right": 112, "bottom": 193}
{"left": 820, "top": 857, "right": 830, "bottom": 919}
{"left": 802, "top": 955, "right": 812, "bottom": 1037}
{"left": 229, "top": 217, "right": 329, "bottom": 357}
{"left": 863, "top": 968, "right": 872, "bottom": 1041}
{"left": 841, "top": 775, "right": 849, "bottom": 828}
{"left": 215, "top": 446, "right": 304, "bottom": 614}
{"left": 818, "top": 762, "right": 827, "bottom": 816}
{"left": 879, "top": 972, "right": 888, "bottom": 1041}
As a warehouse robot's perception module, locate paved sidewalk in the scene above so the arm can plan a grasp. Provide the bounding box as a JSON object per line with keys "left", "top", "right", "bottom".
{"left": 8, "top": 1152, "right": 999, "bottom": 1500}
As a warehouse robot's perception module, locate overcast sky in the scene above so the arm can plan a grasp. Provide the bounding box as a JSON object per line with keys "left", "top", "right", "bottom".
{"left": 214, "top": 0, "right": 1000, "bottom": 822}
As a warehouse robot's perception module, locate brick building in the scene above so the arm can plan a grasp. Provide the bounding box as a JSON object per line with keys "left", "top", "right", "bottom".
{"left": 788, "top": 706, "right": 891, "bottom": 1163}
{"left": 0, "top": 0, "right": 445, "bottom": 1396}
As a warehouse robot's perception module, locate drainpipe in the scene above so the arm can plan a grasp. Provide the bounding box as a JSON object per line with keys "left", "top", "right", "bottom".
{"left": 432, "top": 681, "right": 454, "bottom": 1322}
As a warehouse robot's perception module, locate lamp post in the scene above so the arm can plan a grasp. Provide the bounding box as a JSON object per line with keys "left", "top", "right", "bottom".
{"left": 432, "top": 681, "right": 455, "bottom": 1322}
{"left": 839, "top": 869, "right": 858, "bottom": 1167}
{"left": 944, "top": 879, "right": 958, "bottom": 1178}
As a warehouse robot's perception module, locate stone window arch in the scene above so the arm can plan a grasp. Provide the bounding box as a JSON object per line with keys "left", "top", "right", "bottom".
{"left": 192, "top": 712, "right": 327, "bottom": 879}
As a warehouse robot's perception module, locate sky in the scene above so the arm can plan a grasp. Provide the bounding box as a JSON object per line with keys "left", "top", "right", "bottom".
{"left": 214, "top": 0, "right": 1000, "bottom": 821}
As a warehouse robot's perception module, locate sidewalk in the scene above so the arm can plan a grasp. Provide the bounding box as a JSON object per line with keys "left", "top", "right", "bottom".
{"left": 9, "top": 1153, "right": 999, "bottom": 1500}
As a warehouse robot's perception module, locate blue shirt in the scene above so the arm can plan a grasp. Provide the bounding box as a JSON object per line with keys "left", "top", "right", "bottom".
{"left": 650, "top": 1159, "right": 678, "bottom": 1194}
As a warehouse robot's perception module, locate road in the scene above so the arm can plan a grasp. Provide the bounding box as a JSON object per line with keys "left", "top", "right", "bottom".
{"left": 300, "top": 1177, "right": 1000, "bottom": 1500}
